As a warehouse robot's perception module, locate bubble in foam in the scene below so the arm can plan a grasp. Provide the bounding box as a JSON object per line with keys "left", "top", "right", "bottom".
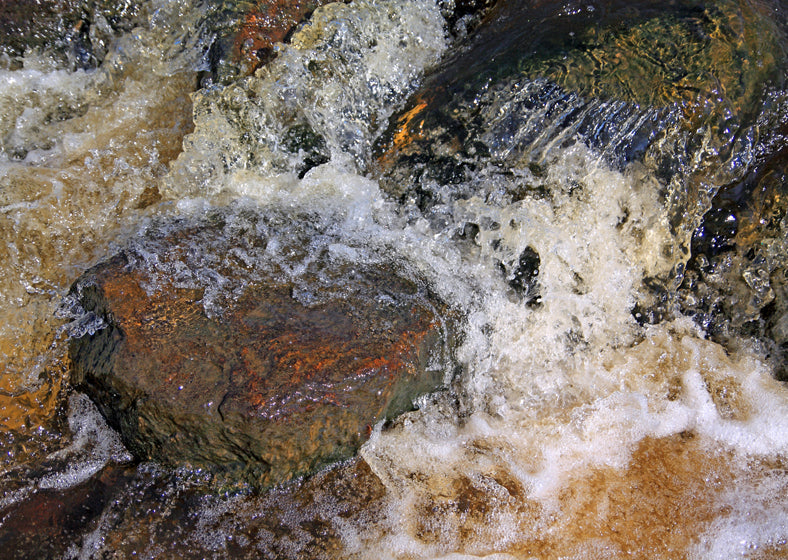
{"left": 691, "top": 463, "right": 788, "bottom": 560}
{"left": 38, "top": 393, "right": 131, "bottom": 491}
{"left": 164, "top": 0, "right": 448, "bottom": 199}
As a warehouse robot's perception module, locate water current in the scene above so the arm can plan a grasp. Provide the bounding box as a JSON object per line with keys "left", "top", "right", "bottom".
{"left": 1, "top": 0, "right": 787, "bottom": 557}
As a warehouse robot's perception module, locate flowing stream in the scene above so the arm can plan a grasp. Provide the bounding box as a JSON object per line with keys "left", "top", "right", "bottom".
{"left": 1, "top": 0, "right": 787, "bottom": 558}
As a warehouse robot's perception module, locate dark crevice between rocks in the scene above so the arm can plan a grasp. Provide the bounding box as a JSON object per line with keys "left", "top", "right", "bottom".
{"left": 498, "top": 246, "right": 541, "bottom": 305}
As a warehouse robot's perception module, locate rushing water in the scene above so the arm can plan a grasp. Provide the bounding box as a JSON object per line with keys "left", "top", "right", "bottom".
{"left": 1, "top": 0, "right": 787, "bottom": 558}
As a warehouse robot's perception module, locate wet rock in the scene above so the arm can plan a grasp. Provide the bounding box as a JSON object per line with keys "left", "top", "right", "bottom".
{"left": 437, "top": 0, "right": 499, "bottom": 38}
{"left": 0, "top": 0, "right": 145, "bottom": 69}
{"left": 96, "top": 457, "right": 387, "bottom": 559}
{"left": 67, "top": 208, "right": 452, "bottom": 488}
{"left": 1, "top": 455, "right": 388, "bottom": 560}
{"left": 372, "top": 0, "right": 784, "bottom": 283}
{"left": 507, "top": 245, "right": 541, "bottom": 303}
{"left": 201, "top": 0, "right": 499, "bottom": 86}
{"left": 677, "top": 95, "right": 788, "bottom": 379}
{"left": 0, "top": 464, "right": 138, "bottom": 559}
{"left": 0, "top": 0, "right": 335, "bottom": 78}
{"left": 201, "top": 0, "right": 335, "bottom": 85}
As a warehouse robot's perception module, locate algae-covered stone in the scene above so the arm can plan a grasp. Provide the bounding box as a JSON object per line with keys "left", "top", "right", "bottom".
{"left": 67, "top": 209, "right": 453, "bottom": 488}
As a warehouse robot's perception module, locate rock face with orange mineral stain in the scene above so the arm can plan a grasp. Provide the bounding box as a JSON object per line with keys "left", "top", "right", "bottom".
{"left": 203, "top": 0, "right": 334, "bottom": 85}
{"left": 66, "top": 209, "right": 452, "bottom": 488}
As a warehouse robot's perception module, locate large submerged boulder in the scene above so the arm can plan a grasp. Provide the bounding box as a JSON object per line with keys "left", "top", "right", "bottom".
{"left": 66, "top": 208, "right": 453, "bottom": 488}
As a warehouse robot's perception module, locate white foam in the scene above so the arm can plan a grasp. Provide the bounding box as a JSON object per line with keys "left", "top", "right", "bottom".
{"left": 38, "top": 393, "right": 131, "bottom": 491}
{"left": 164, "top": 0, "right": 448, "bottom": 198}
{"left": 691, "top": 466, "right": 788, "bottom": 559}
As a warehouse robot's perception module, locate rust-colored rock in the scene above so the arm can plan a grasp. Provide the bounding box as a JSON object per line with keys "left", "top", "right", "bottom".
{"left": 232, "top": 0, "right": 328, "bottom": 74}
{"left": 67, "top": 211, "right": 452, "bottom": 487}
{"left": 203, "top": 0, "right": 334, "bottom": 84}
{"left": 208, "top": 0, "right": 498, "bottom": 83}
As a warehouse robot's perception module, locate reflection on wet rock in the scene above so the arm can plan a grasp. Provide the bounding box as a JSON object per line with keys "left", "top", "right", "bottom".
{"left": 67, "top": 207, "right": 453, "bottom": 487}
{"left": 2, "top": 0, "right": 788, "bottom": 555}
{"left": 201, "top": 0, "right": 335, "bottom": 85}
{"left": 3, "top": 456, "right": 387, "bottom": 559}
{"left": 0, "top": 0, "right": 146, "bottom": 70}
{"left": 373, "top": 0, "right": 784, "bottom": 285}
{"left": 678, "top": 93, "right": 788, "bottom": 379}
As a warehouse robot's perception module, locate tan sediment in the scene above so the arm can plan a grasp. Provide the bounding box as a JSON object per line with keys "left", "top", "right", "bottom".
{"left": 398, "top": 434, "right": 783, "bottom": 559}
{"left": 0, "top": 70, "right": 195, "bottom": 439}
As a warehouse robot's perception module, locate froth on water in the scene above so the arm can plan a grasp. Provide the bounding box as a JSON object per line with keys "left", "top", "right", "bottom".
{"left": 0, "top": 0, "right": 786, "bottom": 557}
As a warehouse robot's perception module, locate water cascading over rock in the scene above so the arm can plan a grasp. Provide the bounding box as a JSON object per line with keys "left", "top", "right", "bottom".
{"left": 3, "top": 0, "right": 788, "bottom": 556}
{"left": 371, "top": 0, "right": 788, "bottom": 362}
{"left": 372, "top": 0, "right": 783, "bottom": 269}
{"left": 66, "top": 207, "right": 454, "bottom": 487}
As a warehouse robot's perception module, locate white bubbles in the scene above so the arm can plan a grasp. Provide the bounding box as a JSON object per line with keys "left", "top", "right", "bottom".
{"left": 691, "top": 466, "right": 788, "bottom": 559}
{"left": 164, "top": 0, "right": 447, "bottom": 199}
{"left": 2, "top": 0, "right": 788, "bottom": 556}
{"left": 0, "top": 392, "right": 133, "bottom": 510}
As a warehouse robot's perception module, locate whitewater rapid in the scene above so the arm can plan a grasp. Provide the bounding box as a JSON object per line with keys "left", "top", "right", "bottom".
{"left": 0, "top": 0, "right": 786, "bottom": 557}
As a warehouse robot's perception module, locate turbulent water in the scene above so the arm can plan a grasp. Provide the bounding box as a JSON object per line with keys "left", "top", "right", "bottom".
{"left": 1, "top": 0, "right": 787, "bottom": 558}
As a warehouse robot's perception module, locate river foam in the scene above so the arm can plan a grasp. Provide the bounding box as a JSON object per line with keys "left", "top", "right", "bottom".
{"left": 1, "top": 0, "right": 787, "bottom": 557}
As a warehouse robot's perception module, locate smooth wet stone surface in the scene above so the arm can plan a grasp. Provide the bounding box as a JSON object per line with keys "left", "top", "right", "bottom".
{"left": 372, "top": 0, "right": 784, "bottom": 231}
{"left": 67, "top": 211, "right": 452, "bottom": 487}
